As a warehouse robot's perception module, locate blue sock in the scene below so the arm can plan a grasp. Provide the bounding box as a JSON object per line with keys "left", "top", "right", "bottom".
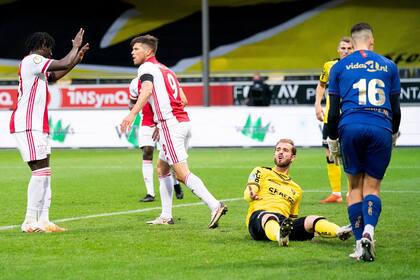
{"left": 363, "top": 194, "right": 382, "bottom": 228}
{"left": 348, "top": 202, "right": 364, "bottom": 240}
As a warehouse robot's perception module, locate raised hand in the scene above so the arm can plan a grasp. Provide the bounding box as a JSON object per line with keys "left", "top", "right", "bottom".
{"left": 72, "top": 28, "right": 85, "bottom": 49}
{"left": 74, "top": 43, "right": 90, "bottom": 64}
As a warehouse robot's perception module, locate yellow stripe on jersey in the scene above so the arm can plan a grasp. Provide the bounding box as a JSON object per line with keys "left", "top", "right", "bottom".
{"left": 319, "top": 59, "right": 339, "bottom": 124}
{"left": 244, "top": 166, "right": 302, "bottom": 226}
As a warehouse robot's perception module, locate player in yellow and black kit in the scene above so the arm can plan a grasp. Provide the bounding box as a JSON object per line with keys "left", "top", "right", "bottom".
{"left": 244, "top": 139, "right": 352, "bottom": 246}
{"left": 314, "top": 37, "right": 353, "bottom": 204}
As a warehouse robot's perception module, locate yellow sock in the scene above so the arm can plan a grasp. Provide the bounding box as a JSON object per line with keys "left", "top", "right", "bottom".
{"left": 327, "top": 162, "right": 341, "bottom": 194}
{"left": 264, "top": 220, "right": 280, "bottom": 242}
{"left": 314, "top": 219, "right": 339, "bottom": 238}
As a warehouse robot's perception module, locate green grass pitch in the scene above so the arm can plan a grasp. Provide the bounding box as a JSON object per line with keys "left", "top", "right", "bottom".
{"left": 0, "top": 147, "right": 419, "bottom": 279}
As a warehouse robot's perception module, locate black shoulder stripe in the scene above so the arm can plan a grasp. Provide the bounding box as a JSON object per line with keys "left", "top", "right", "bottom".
{"left": 140, "top": 73, "right": 153, "bottom": 83}
{"left": 261, "top": 167, "right": 271, "bottom": 170}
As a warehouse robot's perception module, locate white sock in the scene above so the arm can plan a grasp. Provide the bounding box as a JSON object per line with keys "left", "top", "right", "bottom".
{"left": 185, "top": 173, "right": 219, "bottom": 211}
{"left": 159, "top": 173, "right": 174, "bottom": 219}
{"left": 333, "top": 192, "right": 342, "bottom": 196}
{"left": 363, "top": 224, "right": 375, "bottom": 239}
{"left": 39, "top": 169, "right": 52, "bottom": 223}
{"left": 25, "top": 168, "right": 50, "bottom": 223}
{"left": 142, "top": 160, "right": 155, "bottom": 196}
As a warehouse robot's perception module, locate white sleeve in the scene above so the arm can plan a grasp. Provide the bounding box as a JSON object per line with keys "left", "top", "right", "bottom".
{"left": 25, "top": 54, "right": 53, "bottom": 76}
{"left": 129, "top": 78, "right": 139, "bottom": 100}
{"left": 137, "top": 62, "right": 154, "bottom": 82}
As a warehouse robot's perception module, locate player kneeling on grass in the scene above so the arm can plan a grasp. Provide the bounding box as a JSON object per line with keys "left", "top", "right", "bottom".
{"left": 244, "top": 139, "right": 352, "bottom": 246}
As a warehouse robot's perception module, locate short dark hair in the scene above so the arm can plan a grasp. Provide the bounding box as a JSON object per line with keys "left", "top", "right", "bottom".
{"left": 340, "top": 36, "right": 352, "bottom": 44}
{"left": 25, "top": 32, "right": 55, "bottom": 53}
{"left": 351, "top": 23, "right": 373, "bottom": 35}
{"left": 275, "top": 138, "right": 297, "bottom": 155}
{"left": 130, "top": 35, "right": 158, "bottom": 53}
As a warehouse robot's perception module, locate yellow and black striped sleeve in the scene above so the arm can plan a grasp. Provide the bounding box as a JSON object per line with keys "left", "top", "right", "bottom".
{"left": 244, "top": 167, "right": 263, "bottom": 202}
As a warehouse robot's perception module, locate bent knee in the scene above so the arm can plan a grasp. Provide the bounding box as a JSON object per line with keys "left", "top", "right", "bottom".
{"left": 304, "top": 215, "right": 324, "bottom": 232}
{"left": 261, "top": 213, "right": 279, "bottom": 228}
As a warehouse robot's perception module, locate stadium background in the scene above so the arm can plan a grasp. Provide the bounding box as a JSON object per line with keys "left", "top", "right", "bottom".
{"left": 0, "top": 0, "right": 419, "bottom": 147}
{"left": 0, "top": 1, "right": 419, "bottom": 279}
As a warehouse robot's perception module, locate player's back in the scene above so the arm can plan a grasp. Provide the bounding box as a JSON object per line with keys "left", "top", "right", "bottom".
{"left": 329, "top": 50, "right": 400, "bottom": 132}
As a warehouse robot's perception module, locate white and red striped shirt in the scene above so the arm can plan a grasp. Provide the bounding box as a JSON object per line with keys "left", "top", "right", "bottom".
{"left": 10, "top": 54, "right": 53, "bottom": 134}
{"left": 129, "top": 77, "right": 155, "bottom": 127}
{"left": 138, "top": 57, "right": 189, "bottom": 128}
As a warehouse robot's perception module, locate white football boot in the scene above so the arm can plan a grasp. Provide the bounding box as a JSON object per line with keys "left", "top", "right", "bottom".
{"left": 208, "top": 202, "right": 228, "bottom": 229}
{"left": 349, "top": 241, "right": 363, "bottom": 260}
{"left": 39, "top": 221, "right": 66, "bottom": 233}
{"left": 21, "top": 221, "right": 43, "bottom": 233}
{"left": 146, "top": 216, "right": 174, "bottom": 225}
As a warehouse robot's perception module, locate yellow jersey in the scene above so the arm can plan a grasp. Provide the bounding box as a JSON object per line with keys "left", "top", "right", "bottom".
{"left": 244, "top": 166, "right": 303, "bottom": 226}
{"left": 319, "top": 58, "right": 339, "bottom": 124}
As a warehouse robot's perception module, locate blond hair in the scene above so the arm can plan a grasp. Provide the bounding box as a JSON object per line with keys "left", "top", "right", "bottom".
{"left": 275, "top": 139, "right": 297, "bottom": 155}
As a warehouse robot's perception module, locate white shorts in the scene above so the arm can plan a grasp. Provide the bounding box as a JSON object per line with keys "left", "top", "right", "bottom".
{"left": 13, "top": 131, "right": 51, "bottom": 162}
{"left": 158, "top": 121, "right": 191, "bottom": 165}
{"left": 138, "top": 125, "right": 157, "bottom": 148}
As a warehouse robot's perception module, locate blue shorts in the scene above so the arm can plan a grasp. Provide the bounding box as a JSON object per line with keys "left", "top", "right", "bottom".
{"left": 339, "top": 124, "right": 392, "bottom": 179}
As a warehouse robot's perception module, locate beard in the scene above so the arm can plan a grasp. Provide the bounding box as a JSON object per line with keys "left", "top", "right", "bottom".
{"left": 274, "top": 157, "right": 291, "bottom": 168}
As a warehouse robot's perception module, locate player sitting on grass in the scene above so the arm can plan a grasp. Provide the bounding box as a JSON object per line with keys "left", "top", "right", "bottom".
{"left": 244, "top": 139, "right": 352, "bottom": 246}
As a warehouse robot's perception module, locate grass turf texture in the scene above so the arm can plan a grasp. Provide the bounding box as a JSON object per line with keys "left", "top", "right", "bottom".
{"left": 0, "top": 148, "right": 419, "bottom": 279}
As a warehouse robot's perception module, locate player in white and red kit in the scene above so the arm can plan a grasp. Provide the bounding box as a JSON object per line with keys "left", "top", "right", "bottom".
{"left": 121, "top": 35, "right": 227, "bottom": 228}
{"left": 9, "top": 29, "right": 89, "bottom": 233}
{"left": 129, "top": 77, "right": 184, "bottom": 202}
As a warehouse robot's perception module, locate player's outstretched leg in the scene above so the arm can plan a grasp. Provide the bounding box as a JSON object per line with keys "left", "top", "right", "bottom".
{"left": 336, "top": 224, "right": 353, "bottom": 241}
{"left": 208, "top": 202, "right": 228, "bottom": 229}
{"left": 183, "top": 171, "right": 227, "bottom": 228}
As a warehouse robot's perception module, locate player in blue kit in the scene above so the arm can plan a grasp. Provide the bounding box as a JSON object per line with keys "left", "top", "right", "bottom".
{"left": 326, "top": 23, "right": 401, "bottom": 262}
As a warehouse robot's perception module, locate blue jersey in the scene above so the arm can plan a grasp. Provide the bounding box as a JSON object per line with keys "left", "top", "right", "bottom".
{"left": 328, "top": 50, "right": 400, "bottom": 132}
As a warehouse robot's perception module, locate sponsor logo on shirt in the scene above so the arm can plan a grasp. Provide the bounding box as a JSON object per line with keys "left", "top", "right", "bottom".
{"left": 345, "top": 60, "right": 388, "bottom": 72}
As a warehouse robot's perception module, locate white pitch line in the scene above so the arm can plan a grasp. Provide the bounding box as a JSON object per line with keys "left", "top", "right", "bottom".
{"left": 0, "top": 197, "right": 241, "bottom": 231}
{"left": 1, "top": 190, "right": 419, "bottom": 231}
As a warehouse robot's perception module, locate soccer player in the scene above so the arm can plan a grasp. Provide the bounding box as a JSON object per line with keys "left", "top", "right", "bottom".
{"left": 314, "top": 37, "right": 353, "bottom": 204}
{"left": 327, "top": 23, "right": 401, "bottom": 261}
{"left": 10, "top": 29, "right": 89, "bottom": 233}
{"left": 129, "top": 77, "right": 185, "bottom": 202}
{"left": 244, "top": 139, "right": 352, "bottom": 246}
{"left": 120, "top": 35, "right": 227, "bottom": 228}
